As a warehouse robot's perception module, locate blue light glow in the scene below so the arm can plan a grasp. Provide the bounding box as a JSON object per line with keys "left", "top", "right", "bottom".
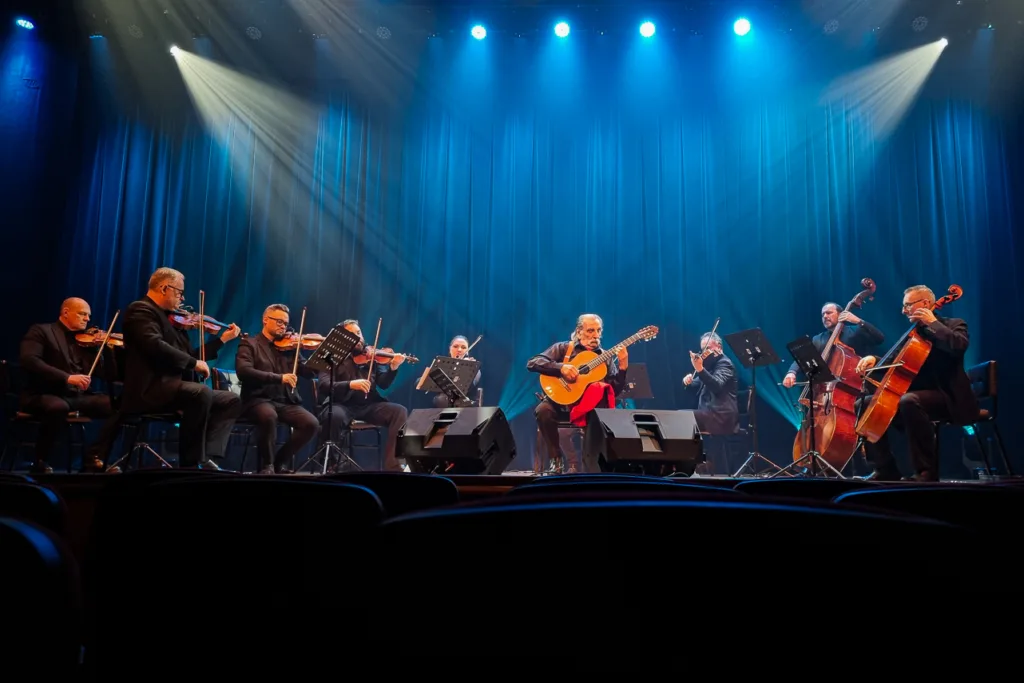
{"left": 16, "top": 18, "right": 35, "bottom": 30}
{"left": 554, "top": 22, "right": 570, "bottom": 38}
{"left": 471, "top": 25, "right": 486, "bottom": 40}
{"left": 639, "top": 22, "right": 656, "bottom": 38}
{"left": 734, "top": 18, "right": 751, "bottom": 36}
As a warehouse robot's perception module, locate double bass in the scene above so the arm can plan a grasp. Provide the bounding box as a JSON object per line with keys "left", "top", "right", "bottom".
{"left": 856, "top": 284, "right": 963, "bottom": 443}
{"left": 791, "top": 278, "right": 876, "bottom": 470}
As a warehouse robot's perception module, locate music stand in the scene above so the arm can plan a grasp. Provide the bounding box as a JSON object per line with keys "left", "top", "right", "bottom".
{"left": 770, "top": 336, "right": 845, "bottom": 479}
{"left": 724, "top": 328, "right": 784, "bottom": 477}
{"left": 297, "top": 323, "right": 360, "bottom": 474}
{"left": 618, "top": 362, "right": 654, "bottom": 407}
{"left": 419, "top": 356, "right": 480, "bottom": 407}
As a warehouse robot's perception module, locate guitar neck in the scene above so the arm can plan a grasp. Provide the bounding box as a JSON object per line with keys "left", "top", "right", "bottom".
{"left": 585, "top": 332, "right": 643, "bottom": 369}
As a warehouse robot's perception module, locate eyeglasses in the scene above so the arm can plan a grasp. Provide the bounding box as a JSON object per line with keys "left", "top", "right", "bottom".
{"left": 165, "top": 284, "right": 185, "bottom": 299}
{"left": 266, "top": 317, "right": 289, "bottom": 326}
{"left": 902, "top": 297, "right": 930, "bottom": 312}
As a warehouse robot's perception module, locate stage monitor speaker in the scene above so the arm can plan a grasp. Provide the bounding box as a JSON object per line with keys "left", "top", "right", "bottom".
{"left": 398, "top": 407, "right": 516, "bottom": 475}
{"left": 583, "top": 409, "right": 704, "bottom": 475}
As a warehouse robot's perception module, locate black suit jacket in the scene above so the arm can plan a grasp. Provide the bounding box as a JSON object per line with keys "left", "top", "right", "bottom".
{"left": 687, "top": 354, "right": 739, "bottom": 434}
{"left": 121, "top": 296, "right": 224, "bottom": 412}
{"left": 317, "top": 355, "right": 399, "bottom": 407}
{"left": 235, "top": 333, "right": 316, "bottom": 407}
{"left": 18, "top": 321, "right": 115, "bottom": 399}
{"left": 787, "top": 321, "right": 885, "bottom": 378}
{"left": 904, "top": 316, "right": 978, "bottom": 425}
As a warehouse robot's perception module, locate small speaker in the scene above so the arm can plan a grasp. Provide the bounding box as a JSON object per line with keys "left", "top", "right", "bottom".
{"left": 398, "top": 407, "right": 516, "bottom": 476}
{"left": 583, "top": 409, "right": 704, "bottom": 475}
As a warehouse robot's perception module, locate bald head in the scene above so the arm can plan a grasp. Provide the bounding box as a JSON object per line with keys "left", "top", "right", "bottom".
{"left": 59, "top": 298, "right": 91, "bottom": 332}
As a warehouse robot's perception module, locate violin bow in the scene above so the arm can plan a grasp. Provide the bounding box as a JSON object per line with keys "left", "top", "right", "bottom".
{"left": 86, "top": 310, "right": 120, "bottom": 379}
{"left": 291, "top": 306, "right": 307, "bottom": 396}
{"left": 466, "top": 334, "right": 483, "bottom": 354}
{"left": 364, "top": 317, "right": 383, "bottom": 396}
{"left": 199, "top": 290, "right": 207, "bottom": 382}
{"left": 693, "top": 317, "right": 721, "bottom": 360}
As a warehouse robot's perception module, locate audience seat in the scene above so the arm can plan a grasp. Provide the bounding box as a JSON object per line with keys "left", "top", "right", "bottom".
{"left": 325, "top": 471, "right": 460, "bottom": 517}
{"left": 0, "top": 480, "right": 67, "bottom": 535}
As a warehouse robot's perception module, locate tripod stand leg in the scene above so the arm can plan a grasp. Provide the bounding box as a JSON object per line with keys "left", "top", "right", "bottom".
{"left": 141, "top": 443, "right": 173, "bottom": 469}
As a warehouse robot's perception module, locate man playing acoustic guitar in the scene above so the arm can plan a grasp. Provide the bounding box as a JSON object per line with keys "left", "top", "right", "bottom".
{"left": 527, "top": 314, "right": 628, "bottom": 473}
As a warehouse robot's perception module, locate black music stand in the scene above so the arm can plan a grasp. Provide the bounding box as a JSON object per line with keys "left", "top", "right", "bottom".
{"left": 770, "top": 335, "right": 846, "bottom": 479}
{"left": 298, "top": 323, "right": 361, "bottom": 474}
{"left": 618, "top": 362, "right": 654, "bottom": 407}
{"left": 419, "top": 356, "right": 480, "bottom": 407}
{"left": 725, "top": 328, "right": 784, "bottom": 477}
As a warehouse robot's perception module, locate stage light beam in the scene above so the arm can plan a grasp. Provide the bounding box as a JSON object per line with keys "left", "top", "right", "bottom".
{"left": 554, "top": 22, "right": 570, "bottom": 38}
{"left": 640, "top": 21, "right": 656, "bottom": 38}
{"left": 471, "top": 25, "right": 486, "bottom": 40}
{"left": 734, "top": 18, "right": 751, "bottom": 36}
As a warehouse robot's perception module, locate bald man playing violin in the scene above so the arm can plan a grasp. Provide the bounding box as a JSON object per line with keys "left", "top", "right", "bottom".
{"left": 316, "top": 319, "right": 409, "bottom": 472}
{"left": 121, "top": 267, "right": 242, "bottom": 469}
{"left": 234, "top": 304, "right": 319, "bottom": 474}
{"left": 18, "top": 298, "right": 120, "bottom": 474}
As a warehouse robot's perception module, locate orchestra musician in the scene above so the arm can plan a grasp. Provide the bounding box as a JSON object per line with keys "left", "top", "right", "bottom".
{"left": 855, "top": 285, "right": 978, "bottom": 482}
{"left": 120, "top": 267, "right": 243, "bottom": 469}
{"left": 234, "top": 304, "right": 320, "bottom": 474}
{"left": 316, "top": 319, "right": 408, "bottom": 472}
{"left": 782, "top": 301, "right": 885, "bottom": 388}
{"left": 682, "top": 331, "right": 739, "bottom": 435}
{"left": 527, "top": 314, "right": 628, "bottom": 474}
{"left": 431, "top": 335, "right": 482, "bottom": 408}
{"left": 18, "top": 298, "right": 120, "bottom": 474}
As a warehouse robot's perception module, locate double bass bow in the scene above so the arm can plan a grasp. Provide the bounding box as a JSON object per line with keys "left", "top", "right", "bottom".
{"left": 855, "top": 284, "right": 963, "bottom": 444}
{"left": 790, "top": 278, "right": 876, "bottom": 470}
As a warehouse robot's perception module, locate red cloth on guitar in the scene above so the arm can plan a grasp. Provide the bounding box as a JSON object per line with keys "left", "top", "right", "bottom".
{"left": 569, "top": 382, "right": 616, "bottom": 426}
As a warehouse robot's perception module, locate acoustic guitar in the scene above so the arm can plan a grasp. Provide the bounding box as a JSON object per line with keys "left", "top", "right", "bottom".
{"left": 539, "top": 326, "right": 659, "bottom": 405}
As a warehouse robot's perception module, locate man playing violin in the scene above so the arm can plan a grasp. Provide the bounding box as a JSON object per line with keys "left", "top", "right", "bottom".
{"left": 683, "top": 332, "right": 739, "bottom": 475}
{"left": 120, "top": 267, "right": 243, "bottom": 469}
{"left": 431, "top": 335, "right": 482, "bottom": 408}
{"left": 18, "top": 298, "right": 119, "bottom": 473}
{"left": 235, "top": 304, "right": 320, "bottom": 474}
{"left": 781, "top": 302, "right": 885, "bottom": 388}
{"left": 527, "top": 314, "right": 628, "bottom": 474}
{"left": 317, "top": 319, "right": 408, "bottom": 472}
{"left": 855, "top": 285, "right": 977, "bottom": 482}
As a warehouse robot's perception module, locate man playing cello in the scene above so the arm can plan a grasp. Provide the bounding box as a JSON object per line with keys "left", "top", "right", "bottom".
{"left": 855, "top": 285, "right": 978, "bottom": 482}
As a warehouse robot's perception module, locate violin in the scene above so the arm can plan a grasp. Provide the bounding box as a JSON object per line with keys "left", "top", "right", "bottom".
{"left": 352, "top": 344, "right": 420, "bottom": 365}
{"left": 168, "top": 307, "right": 232, "bottom": 333}
{"left": 689, "top": 317, "right": 722, "bottom": 363}
{"left": 76, "top": 328, "right": 124, "bottom": 348}
{"left": 273, "top": 332, "right": 326, "bottom": 351}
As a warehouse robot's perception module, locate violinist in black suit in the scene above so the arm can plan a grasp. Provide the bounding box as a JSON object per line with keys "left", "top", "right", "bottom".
{"left": 682, "top": 332, "right": 738, "bottom": 436}
{"left": 855, "top": 285, "right": 979, "bottom": 482}
{"left": 234, "top": 304, "right": 319, "bottom": 474}
{"left": 431, "top": 335, "right": 482, "bottom": 408}
{"left": 317, "top": 319, "right": 409, "bottom": 472}
{"left": 120, "top": 267, "right": 242, "bottom": 469}
{"left": 782, "top": 301, "right": 885, "bottom": 388}
{"left": 18, "top": 298, "right": 119, "bottom": 474}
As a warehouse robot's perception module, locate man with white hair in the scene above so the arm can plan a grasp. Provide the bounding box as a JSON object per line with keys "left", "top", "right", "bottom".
{"left": 855, "top": 285, "right": 978, "bottom": 481}
{"left": 527, "top": 314, "right": 628, "bottom": 473}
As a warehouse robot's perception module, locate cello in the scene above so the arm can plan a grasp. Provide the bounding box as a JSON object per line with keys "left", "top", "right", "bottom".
{"left": 855, "top": 284, "right": 963, "bottom": 443}
{"left": 791, "top": 278, "right": 876, "bottom": 470}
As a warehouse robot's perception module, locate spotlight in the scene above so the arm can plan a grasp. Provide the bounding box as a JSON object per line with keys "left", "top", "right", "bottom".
{"left": 169, "top": 45, "right": 179, "bottom": 55}
{"left": 734, "top": 18, "right": 751, "bottom": 36}
{"left": 639, "top": 21, "right": 655, "bottom": 38}
{"left": 939, "top": 37, "right": 948, "bottom": 46}
{"left": 15, "top": 18, "right": 35, "bottom": 30}
{"left": 554, "top": 22, "right": 570, "bottom": 38}
{"left": 471, "top": 24, "right": 486, "bottom": 40}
